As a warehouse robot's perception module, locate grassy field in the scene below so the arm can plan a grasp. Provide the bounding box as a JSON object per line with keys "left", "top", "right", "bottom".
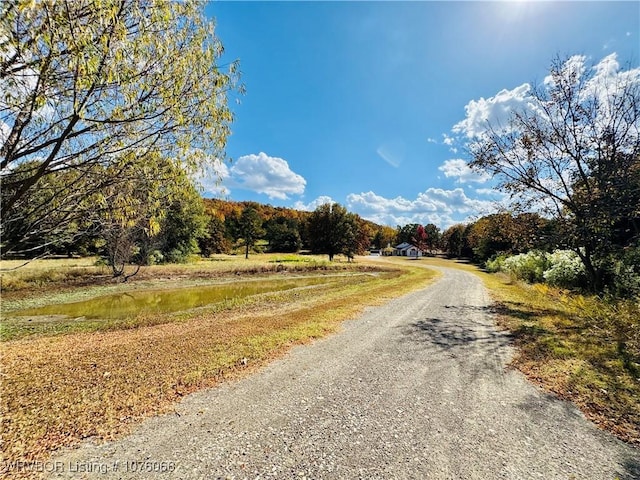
{"left": 0, "top": 254, "right": 439, "bottom": 477}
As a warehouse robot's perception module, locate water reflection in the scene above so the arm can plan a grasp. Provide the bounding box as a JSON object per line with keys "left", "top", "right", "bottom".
{"left": 15, "top": 276, "right": 341, "bottom": 320}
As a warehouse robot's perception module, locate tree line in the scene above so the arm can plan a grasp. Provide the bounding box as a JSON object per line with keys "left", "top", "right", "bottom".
{"left": 2, "top": 2, "right": 637, "bottom": 295}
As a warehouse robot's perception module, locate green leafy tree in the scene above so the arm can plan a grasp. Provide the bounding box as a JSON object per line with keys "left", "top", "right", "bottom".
{"left": 0, "top": 161, "right": 96, "bottom": 257}
{"left": 307, "top": 203, "right": 358, "bottom": 261}
{"left": 466, "top": 55, "right": 640, "bottom": 291}
{"left": 396, "top": 223, "right": 420, "bottom": 246}
{"left": 264, "top": 215, "right": 302, "bottom": 253}
{"left": 94, "top": 155, "right": 194, "bottom": 277}
{"left": 371, "top": 226, "right": 398, "bottom": 250}
{"left": 0, "top": 0, "right": 241, "bottom": 257}
{"left": 235, "top": 206, "right": 264, "bottom": 259}
{"left": 159, "top": 187, "right": 208, "bottom": 263}
{"left": 423, "top": 223, "right": 441, "bottom": 254}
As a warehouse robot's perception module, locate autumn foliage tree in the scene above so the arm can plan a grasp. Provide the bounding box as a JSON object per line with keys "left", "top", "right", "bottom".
{"left": 412, "top": 225, "right": 428, "bottom": 254}
{"left": 441, "top": 224, "right": 468, "bottom": 258}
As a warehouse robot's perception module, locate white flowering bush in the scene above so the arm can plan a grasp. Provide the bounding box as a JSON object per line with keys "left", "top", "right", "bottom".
{"left": 485, "top": 254, "right": 508, "bottom": 273}
{"left": 491, "top": 249, "right": 588, "bottom": 289}
{"left": 501, "top": 250, "right": 550, "bottom": 283}
{"left": 543, "top": 250, "right": 587, "bottom": 288}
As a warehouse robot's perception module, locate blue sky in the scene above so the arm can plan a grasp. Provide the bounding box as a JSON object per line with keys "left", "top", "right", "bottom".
{"left": 201, "top": 1, "right": 639, "bottom": 229}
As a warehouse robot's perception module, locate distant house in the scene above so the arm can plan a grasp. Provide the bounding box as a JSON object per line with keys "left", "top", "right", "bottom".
{"left": 393, "top": 242, "right": 423, "bottom": 257}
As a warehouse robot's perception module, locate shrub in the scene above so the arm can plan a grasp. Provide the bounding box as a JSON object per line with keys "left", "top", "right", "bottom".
{"left": 485, "top": 254, "right": 508, "bottom": 273}
{"left": 148, "top": 250, "right": 164, "bottom": 265}
{"left": 502, "top": 250, "right": 550, "bottom": 283}
{"left": 605, "top": 247, "right": 640, "bottom": 298}
{"left": 165, "top": 248, "right": 190, "bottom": 264}
{"left": 543, "top": 250, "right": 587, "bottom": 289}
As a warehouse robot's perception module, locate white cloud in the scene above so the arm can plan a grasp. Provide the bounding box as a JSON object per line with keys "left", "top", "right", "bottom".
{"left": 442, "top": 133, "right": 458, "bottom": 153}
{"left": 292, "top": 196, "right": 334, "bottom": 212}
{"left": 196, "top": 158, "right": 230, "bottom": 197}
{"left": 346, "top": 188, "right": 498, "bottom": 229}
{"left": 453, "top": 53, "right": 640, "bottom": 147}
{"left": 452, "top": 83, "right": 532, "bottom": 138}
{"left": 224, "top": 152, "right": 306, "bottom": 200}
{"left": 438, "top": 159, "right": 491, "bottom": 184}
{"left": 474, "top": 187, "right": 506, "bottom": 197}
{"left": 544, "top": 54, "right": 586, "bottom": 87}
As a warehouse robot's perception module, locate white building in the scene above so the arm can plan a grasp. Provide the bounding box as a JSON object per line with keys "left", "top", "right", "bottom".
{"left": 393, "top": 242, "right": 423, "bottom": 257}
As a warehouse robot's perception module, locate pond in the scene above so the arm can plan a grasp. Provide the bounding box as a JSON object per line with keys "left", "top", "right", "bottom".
{"left": 11, "top": 276, "right": 344, "bottom": 321}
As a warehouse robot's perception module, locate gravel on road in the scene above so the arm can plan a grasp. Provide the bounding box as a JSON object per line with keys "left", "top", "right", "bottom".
{"left": 48, "top": 266, "right": 639, "bottom": 479}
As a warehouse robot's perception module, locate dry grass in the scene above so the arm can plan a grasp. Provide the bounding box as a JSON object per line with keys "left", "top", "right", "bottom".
{"left": 0, "top": 256, "right": 437, "bottom": 478}
{"left": 386, "top": 256, "right": 640, "bottom": 444}
{"left": 418, "top": 256, "right": 640, "bottom": 446}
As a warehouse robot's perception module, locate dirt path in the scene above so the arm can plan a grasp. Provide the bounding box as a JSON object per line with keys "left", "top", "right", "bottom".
{"left": 48, "top": 266, "right": 639, "bottom": 479}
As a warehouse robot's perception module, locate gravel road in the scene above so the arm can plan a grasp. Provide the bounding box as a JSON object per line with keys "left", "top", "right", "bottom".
{"left": 49, "top": 266, "right": 639, "bottom": 479}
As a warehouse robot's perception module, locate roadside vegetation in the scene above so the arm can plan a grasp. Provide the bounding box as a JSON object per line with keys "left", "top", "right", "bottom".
{"left": 487, "top": 276, "right": 640, "bottom": 446}
{"left": 0, "top": 255, "right": 438, "bottom": 477}
{"left": 432, "top": 54, "right": 640, "bottom": 446}
{"left": 412, "top": 256, "right": 640, "bottom": 446}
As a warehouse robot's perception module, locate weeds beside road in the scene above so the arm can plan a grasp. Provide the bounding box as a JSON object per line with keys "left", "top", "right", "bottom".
{"left": 46, "top": 263, "right": 639, "bottom": 480}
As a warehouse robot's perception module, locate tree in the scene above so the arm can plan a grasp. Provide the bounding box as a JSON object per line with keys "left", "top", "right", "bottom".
{"left": 264, "top": 215, "right": 302, "bottom": 253}
{"left": 441, "top": 224, "right": 469, "bottom": 258}
{"left": 94, "top": 154, "right": 194, "bottom": 278}
{"left": 412, "top": 225, "right": 428, "bottom": 255}
{"left": 306, "top": 203, "right": 358, "bottom": 261}
{"left": 0, "top": 160, "right": 96, "bottom": 257}
{"left": 466, "top": 54, "right": 640, "bottom": 291}
{"left": 95, "top": 165, "right": 163, "bottom": 279}
{"left": 235, "top": 206, "right": 264, "bottom": 259}
{"left": 423, "top": 224, "right": 441, "bottom": 254}
{"left": 465, "top": 213, "right": 520, "bottom": 262}
{"left": 158, "top": 187, "right": 208, "bottom": 263}
{"left": 511, "top": 213, "right": 553, "bottom": 253}
{"left": 371, "top": 226, "right": 397, "bottom": 250}
{"left": 396, "top": 223, "right": 420, "bottom": 245}
{"left": 0, "top": 0, "right": 240, "bottom": 257}
{"left": 352, "top": 215, "right": 373, "bottom": 256}
{"left": 198, "top": 216, "right": 230, "bottom": 257}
